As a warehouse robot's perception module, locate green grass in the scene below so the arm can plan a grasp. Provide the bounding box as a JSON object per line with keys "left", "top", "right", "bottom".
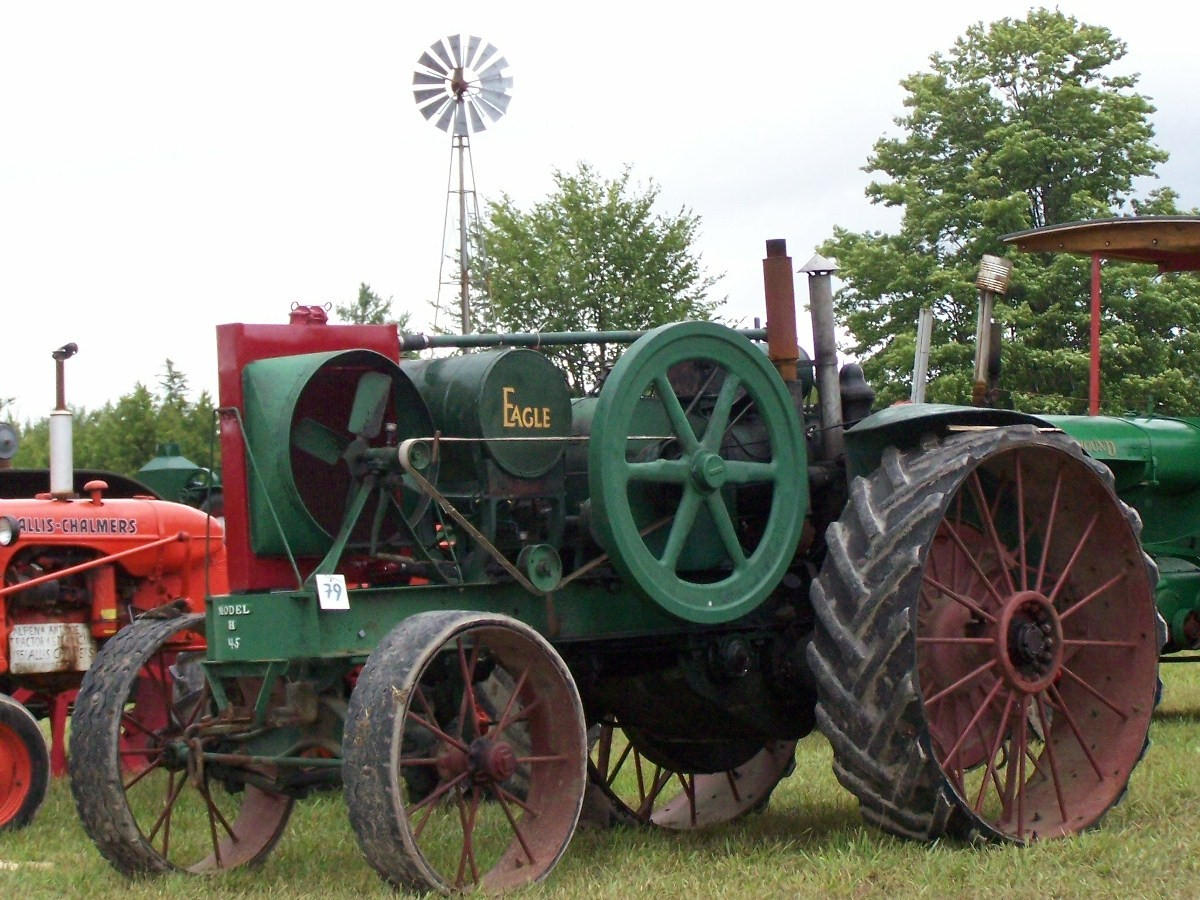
{"left": 6, "top": 663, "right": 1200, "bottom": 899}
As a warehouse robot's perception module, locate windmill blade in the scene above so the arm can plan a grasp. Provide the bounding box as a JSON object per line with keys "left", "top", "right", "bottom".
{"left": 430, "top": 39, "right": 456, "bottom": 72}
{"left": 478, "top": 73, "right": 513, "bottom": 91}
{"left": 475, "top": 93, "right": 508, "bottom": 121}
{"left": 413, "top": 87, "right": 447, "bottom": 106}
{"left": 412, "top": 71, "right": 445, "bottom": 87}
{"left": 293, "top": 419, "right": 349, "bottom": 466}
{"left": 477, "top": 57, "right": 508, "bottom": 82}
{"left": 418, "top": 97, "right": 450, "bottom": 122}
{"left": 466, "top": 100, "right": 486, "bottom": 133}
{"left": 464, "top": 35, "right": 482, "bottom": 69}
{"left": 348, "top": 372, "right": 393, "bottom": 440}
{"left": 453, "top": 104, "right": 468, "bottom": 137}
{"left": 417, "top": 50, "right": 448, "bottom": 76}
{"left": 479, "top": 87, "right": 512, "bottom": 112}
{"left": 434, "top": 101, "right": 456, "bottom": 132}
{"left": 446, "top": 34, "right": 464, "bottom": 67}
{"left": 473, "top": 42, "right": 498, "bottom": 71}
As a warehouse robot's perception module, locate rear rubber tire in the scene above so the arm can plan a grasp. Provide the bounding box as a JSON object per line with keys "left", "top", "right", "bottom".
{"left": 808, "top": 426, "right": 1161, "bottom": 843}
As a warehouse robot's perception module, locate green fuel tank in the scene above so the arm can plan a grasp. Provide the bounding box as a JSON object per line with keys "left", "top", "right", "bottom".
{"left": 403, "top": 349, "right": 572, "bottom": 484}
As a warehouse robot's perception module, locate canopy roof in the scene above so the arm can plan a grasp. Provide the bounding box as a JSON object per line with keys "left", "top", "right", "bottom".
{"left": 1002, "top": 216, "right": 1200, "bottom": 271}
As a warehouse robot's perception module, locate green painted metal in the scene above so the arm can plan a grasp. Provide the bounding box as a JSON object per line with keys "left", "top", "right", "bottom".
{"left": 587, "top": 321, "right": 807, "bottom": 624}
{"left": 136, "top": 442, "right": 220, "bottom": 506}
{"left": 404, "top": 348, "right": 572, "bottom": 481}
{"left": 241, "top": 349, "right": 433, "bottom": 557}
{"left": 398, "top": 326, "right": 770, "bottom": 352}
{"left": 205, "top": 580, "right": 690, "bottom": 664}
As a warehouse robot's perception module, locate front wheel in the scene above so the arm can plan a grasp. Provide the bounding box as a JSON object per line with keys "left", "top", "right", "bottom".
{"left": 344, "top": 610, "right": 587, "bottom": 894}
{"left": 809, "top": 427, "right": 1161, "bottom": 843}
{"left": 0, "top": 693, "right": 49, "bottom": 830}
{"left": 69, "top": 614, "right": 293, "bottom": 874}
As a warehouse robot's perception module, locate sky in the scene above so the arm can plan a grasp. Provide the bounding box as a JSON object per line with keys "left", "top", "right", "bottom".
{"left": 2, "top": 1, "right": 1196, "bottom": 424}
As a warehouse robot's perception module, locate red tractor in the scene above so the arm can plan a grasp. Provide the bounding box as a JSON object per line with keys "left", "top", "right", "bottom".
{"left": 0, "top": 344, "right": 224, "bottom": 829}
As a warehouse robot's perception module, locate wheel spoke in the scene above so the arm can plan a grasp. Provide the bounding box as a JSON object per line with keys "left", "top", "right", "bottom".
{"left": 1046, "top": 512, "right": 1100, "bottom": 607}
{"left": 660, "top": 489, "right": 703, "bottom": 570}
{"left": 624, "top": 458, "right": 690, "bottom": 484}
{"left": 493, "top": 782, "right": 537, "bottom": 866}
{"left": 1061, "top": 638, "right": 1137, "bottom": 649}
{"left": 1015, "top": 451, "right": 1028, "bottom": 591}
{"left": 934, "top": 524, "right": 1006, "bottom": 611}
{"left": 457, "top": 639, "right": 483, "bottom": 739}
{"left": 705, "top": 492, "right": 747, "bottom": 569}
{"left": 1058, "top": 663, "right": 1131, "bottom": 719}
{"left": 1035, "top": 695, "right": 1069, "bottom": 823}
{"left": 146, "top": 767, "right": 188, "bottom": 845}
{"left": 653, "top": 375, "right": 700, "bottom": 453}
{"left": 492, "top": 782, "right": 538, "bottom": 817}
{"left": 916, "top": 636, "right": 995, "bottom": 646}
{"left": 974, "top": 690, "right": 1016, "bottom": 813}
{"left": 968, "top": 471, "right": 1017, "bottom": 597}
{"left": 1059, "top": 570, "right": 1128, "bottom": 622}
{"left": 924, "top": 659, "right": 997, "bottom": 707}
{"left": 1035, "top": 470, "right": 1064, "bottom": 593}
{"left": 1015, "top": 697, "right": 1028, "bottom": 840}
{"left": 938, "top": 678, "right": 1004, "bottom": 771}
{"left": 493, "top": 667, "right": 530, "bottom": 736}
{"left": 1047, "top": 684, "right": 1105, "bottom": 780}
{"left": 407, "top": 770, "right": 470, "bottom": 826}
{"left": 122, "top": 753, "right": 166, "bottom": 791}
{"left": 202, "top": 781, "right": 225, "bottom": 869}
{"left": 407, "top": 710, "right": 469, "bottom": 754}
{"left": 454, "top": 787, "right": 481, "bottom": 888}
{"left": 721, "top": 459, "right": 777, "bottom": 485}
{"left": 700, "top": 372, "right": 742, "bottom": 451}
{"left": 922, "top": 572, "right": 998, "bottom": 624}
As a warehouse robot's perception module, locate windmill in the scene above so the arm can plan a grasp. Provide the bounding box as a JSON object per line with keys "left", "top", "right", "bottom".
{"left": 413, "top": 35, "right": 513, "bottom": 334}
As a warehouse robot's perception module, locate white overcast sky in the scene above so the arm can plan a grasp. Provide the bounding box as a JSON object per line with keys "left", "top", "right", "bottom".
{"left": 2, "top": 1, "right": 1196, "bottom": 423}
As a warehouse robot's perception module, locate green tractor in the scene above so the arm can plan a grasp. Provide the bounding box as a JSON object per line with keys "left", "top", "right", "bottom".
{"left": 66, "top": 236, "right": 1165, "bottom": 892}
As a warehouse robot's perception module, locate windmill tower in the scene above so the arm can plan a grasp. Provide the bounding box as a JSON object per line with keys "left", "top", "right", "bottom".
{"left": 412, "top": 35, "right": 513, "bottom": 334}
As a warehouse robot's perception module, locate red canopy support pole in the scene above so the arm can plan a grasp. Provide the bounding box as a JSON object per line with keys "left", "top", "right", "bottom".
{"left": 1089, "top": 251, "right": 1101, "bottom": 416}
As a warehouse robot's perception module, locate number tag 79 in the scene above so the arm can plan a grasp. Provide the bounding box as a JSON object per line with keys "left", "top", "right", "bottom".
{"left": 315, "top": 574, "right": 350, "bottom": 610}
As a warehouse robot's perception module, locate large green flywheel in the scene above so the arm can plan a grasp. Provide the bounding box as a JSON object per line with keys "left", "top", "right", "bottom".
{"left": 588, "top": 322, "right": 807, "bottom": 623}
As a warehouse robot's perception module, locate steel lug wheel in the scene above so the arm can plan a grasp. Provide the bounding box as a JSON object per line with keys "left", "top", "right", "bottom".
{"left": 345, "top": 610, "right": 587, "bottom": 894}
{"left": 69, "top": 614, "right": 293, "bottom": 874}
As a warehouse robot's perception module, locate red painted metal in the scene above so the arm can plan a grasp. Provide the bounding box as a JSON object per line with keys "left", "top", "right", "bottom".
{"left": 216, "top": 317, "right": 399, "bottom": 591}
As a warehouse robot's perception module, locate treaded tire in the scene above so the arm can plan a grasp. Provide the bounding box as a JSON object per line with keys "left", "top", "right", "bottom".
{"left": 807, "top": 425, "right": 1162, "bottom": 844}
{"left": 0, "top": 692, "right": 49, "bottom": 830}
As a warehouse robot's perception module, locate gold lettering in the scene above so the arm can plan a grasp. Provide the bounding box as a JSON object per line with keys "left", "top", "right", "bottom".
{"left": 501, "top": 386, "right": 552, "bottom": 429}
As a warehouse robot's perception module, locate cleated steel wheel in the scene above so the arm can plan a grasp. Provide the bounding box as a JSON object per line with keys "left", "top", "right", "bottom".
{"left": 0, "top": 693, "right": 49, "bottom": 830}
{"left": 809, "top": 426, "right": 1161, "bottom": 843}
{"left": 344, "top": 610, "right": 587, "bottom": 894}
{"left": 589, "top": 719, "right": 795, "bottom": 829}
{"left": 69, "top": 614, "right": 293, "bottom": 874}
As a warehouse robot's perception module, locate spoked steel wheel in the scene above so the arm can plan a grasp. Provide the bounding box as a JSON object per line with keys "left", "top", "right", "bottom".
{"left": 69, "top": 614, "right": 293, "bottom": 874}
{"left": 589, "top": 720, "right": 794, "bottom": 829}
{"left": 810, "top": 427, "right": 1161, "bottom": 843}
{"left": 0, "top": 693, "right": 48, "bottom": 830}
{"left": 589, "top": 321, "right": 806, "bottom": 623}
{"left": 345, "top": 611, "right": 587, "bottom": 894}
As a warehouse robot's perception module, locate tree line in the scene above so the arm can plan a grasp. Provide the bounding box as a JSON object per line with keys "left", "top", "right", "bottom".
{"left": 8, "top": 7, "right": 1198, "bottom": 479}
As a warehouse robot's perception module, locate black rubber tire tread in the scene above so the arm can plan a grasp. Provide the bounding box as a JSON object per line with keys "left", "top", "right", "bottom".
{"left": 806, "top": 425, "right": 1161, "bottom": 844}
{"left": 344, "top": 609, "right": 586, "bottom": 894}
{"left": 0, "top": 693, "right": 50, "bottom": 830}
{"left": 69, "top": 613, "right": 292, "bottom": 875}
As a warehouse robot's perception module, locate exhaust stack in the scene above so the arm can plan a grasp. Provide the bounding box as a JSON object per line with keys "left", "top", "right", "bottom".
{"left": 49, "top": 343, "right": 78, "bottom": 499}
{"left": 801, "top": 253, "right": 843, "bottom": 461}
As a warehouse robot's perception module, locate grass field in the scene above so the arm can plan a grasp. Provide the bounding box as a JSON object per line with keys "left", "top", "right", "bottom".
{"left": 5, "top": 663, "right": 1200, "bottom": 899}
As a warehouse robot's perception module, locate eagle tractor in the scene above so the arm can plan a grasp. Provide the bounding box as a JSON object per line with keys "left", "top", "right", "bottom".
{"left": 67, "top": 238, "right": 1161, "bottom": 891}
{"left": 0, "top": 345, "right": 224, "bottom": 830}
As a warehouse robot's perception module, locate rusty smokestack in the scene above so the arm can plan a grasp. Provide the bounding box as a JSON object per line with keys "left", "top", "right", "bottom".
{"left": 762, "top": 239, "right": 800, "bottom": 382}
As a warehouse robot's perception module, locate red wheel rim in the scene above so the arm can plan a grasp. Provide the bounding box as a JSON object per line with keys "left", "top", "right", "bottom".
{"left": 398, "top": 626, "right": 584, "bottom": 892}
{"left": 915, "top": 444, "right": 1158, "bottom": 840}
{"left": 0, "top": 722, "right": 34, "bottom": 826}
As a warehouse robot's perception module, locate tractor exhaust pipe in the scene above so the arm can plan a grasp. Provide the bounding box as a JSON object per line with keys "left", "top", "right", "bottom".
{"left": 801, "top": 253, "right": 843, "bottom": 461}
{"left": 972, "top": 256, "right": 1012, "bottom": 407}
{"left": 762, "top": 239, "right": 800, "bottom": 383}
{"left": 49, "top": 343, "right": 78, "bottom": 499}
